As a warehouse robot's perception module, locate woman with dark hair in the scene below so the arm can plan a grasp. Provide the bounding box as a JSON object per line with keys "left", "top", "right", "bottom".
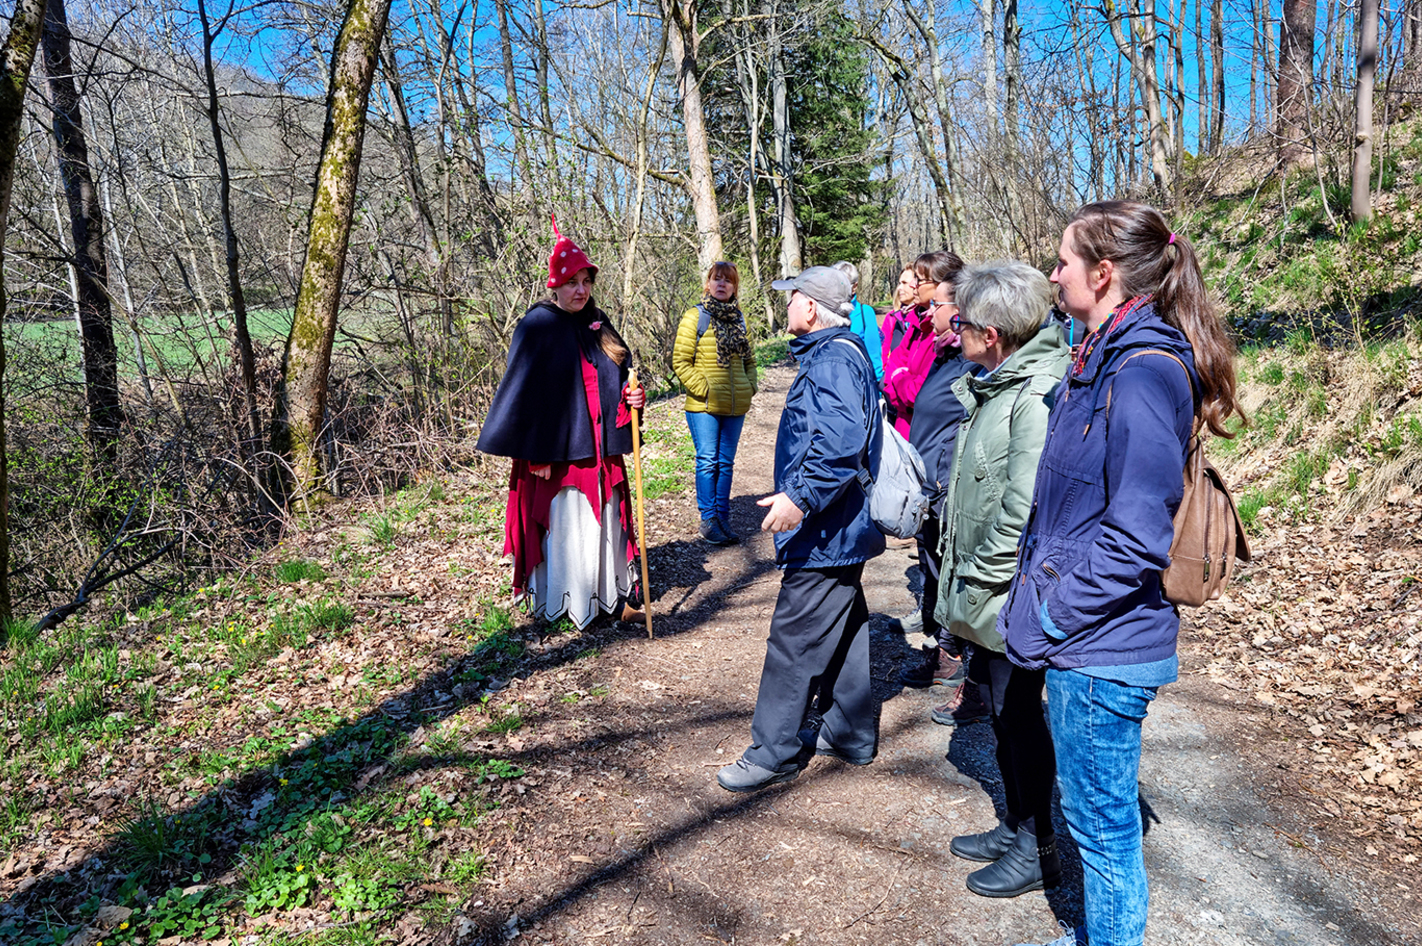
{"left": 1002, "top": 201, "right": 1244, "bottom": 946}
{"left": 477, "top": 222, "right": 646, "bottom": 629}
{"left": 672, "top": 261, "right": 757, "bottom": 546}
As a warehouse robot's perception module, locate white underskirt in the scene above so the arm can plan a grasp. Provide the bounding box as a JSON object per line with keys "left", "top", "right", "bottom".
{"left": 525, "top": 486, "right": 633, "bottom": 629}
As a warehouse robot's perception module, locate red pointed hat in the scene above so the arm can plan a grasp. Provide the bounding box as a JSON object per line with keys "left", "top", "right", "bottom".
{"left": 546, "top": 215, "right": 598, "bottom": 288}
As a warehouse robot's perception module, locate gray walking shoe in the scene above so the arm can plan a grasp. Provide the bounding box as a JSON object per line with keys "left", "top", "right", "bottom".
{"left": 950, "top": 819, "right": 1018, "bottom": 862}
{"left": 797, "top": 728, "right": 873, "bottom": 766}
{"left": 715, "top": 757, "right": 801, "bottom": 793}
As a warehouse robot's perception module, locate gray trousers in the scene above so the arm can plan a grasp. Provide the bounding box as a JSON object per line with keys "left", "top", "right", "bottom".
{"left": 744, "top": 563, "right": 876, "bottom": 770}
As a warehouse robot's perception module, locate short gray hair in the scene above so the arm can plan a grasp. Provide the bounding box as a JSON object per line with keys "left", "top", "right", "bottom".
{"left": 812, "top": 298, "right": 850, "bottom": 328}
{"left": 956, "top": 260, "right": 1052, "bottom": 351}
{"left": 832, "top": 260, "right": 860, "bottom": 288}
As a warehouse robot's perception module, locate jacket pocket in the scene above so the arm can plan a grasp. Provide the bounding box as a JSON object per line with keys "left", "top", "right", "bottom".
{"left": 1001, "top": 557, "right": 1062, "bottom": 664}
{"left": 943, "top": 575, "right": 1007, "bottom": 651}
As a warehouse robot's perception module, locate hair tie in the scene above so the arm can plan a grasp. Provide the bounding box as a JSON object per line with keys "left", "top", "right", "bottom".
{"left": 1168, "top": 232, "right": 1177, "bottom": 245}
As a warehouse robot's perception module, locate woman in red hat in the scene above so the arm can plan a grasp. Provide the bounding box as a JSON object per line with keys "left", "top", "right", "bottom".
{"left": 477, "top": 222, "right": 646, "bottom": 628}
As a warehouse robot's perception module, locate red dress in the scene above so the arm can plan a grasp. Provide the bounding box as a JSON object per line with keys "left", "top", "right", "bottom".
{"left": 502, "top": 352, "right": 637, "bottom": 626}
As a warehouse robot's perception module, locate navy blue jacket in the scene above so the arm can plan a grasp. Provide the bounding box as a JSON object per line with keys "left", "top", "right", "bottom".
{"left": 773, "top": 327, "right": 886, "bottom": 569}
{"left": 1001, "top": 299, "right": 1196, "bottom": 671}
{"left": 908, "top": 348, "right": 973, "bottom": 512}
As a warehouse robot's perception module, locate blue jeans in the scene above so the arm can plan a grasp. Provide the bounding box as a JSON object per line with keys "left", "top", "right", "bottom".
{"left": 685, "top": 411, "right": 745, "bottom": 522}
{"left": 1046, "top": 668, "right": 1157, "bottom": 946}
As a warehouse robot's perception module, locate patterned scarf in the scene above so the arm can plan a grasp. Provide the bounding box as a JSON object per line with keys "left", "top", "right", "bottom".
{"left": 702, "top": 294, "right": 751, "bottom": 368}
{"left": 1071, "top": 294, "right": 1152, "bottom": 377}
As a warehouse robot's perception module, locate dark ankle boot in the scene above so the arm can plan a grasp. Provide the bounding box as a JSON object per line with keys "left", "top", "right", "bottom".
{"left": 949, "top": 820, "right": 1017, "bottom": 862}
{"left": 964, "top": 828, "right": 1060, "bottom": 898}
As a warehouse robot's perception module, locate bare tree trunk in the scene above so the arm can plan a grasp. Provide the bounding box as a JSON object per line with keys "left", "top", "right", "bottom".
{"left": 1071, "top": 1, "right": 1105, "bottom": 198}
{"left": 198, "top": 0, "right": 263, "bottom": 478}
{"left": 447, "top": 7, "right": 501, "bottom": 255}
{"left": 1250, "top": 0, "right": 1262, "bottom": 134}
{"left": 1403, "top": 0, "right": 1422, "bottom": 93}
{"left": 1279, "top": 0, "right": 1318, "bottom": 165}
{"left": 1167, "top": 0, "right": 1185, "bottom": 182}
{"left": 621, "top": 22, "right": 668, "bottom": 313}
{"left": 1003, "top": 0, "right": 1022, "bottom": 235}
{"left": 42, "top": 0, "right": 124, "bottom": 458}
{"left": 1195, "top": 0, "right": 1208, "bottom": 154}
{"left": 768, "top": 6, "right": 800, "bottom": 273}
{"left": 1101, "top": 0, "right": 1173, "bottom": 199}
{"left": 1352, "top": 0, "right": 1379, "bottom": 222}
{"left": 864, "top": 34, "right": 954, "bottom": 250}
{"left": 978, "top": 0, "right": 998, "bottom": 127}
{"left": 0, "top": 0, "right": 48, "bottom": 631}
{"left": 531, "top": 0, "right": 563, "bottom": 196}
{"left": 901, "top": 0, "right": 962, "bottom": 237}
{"left": 493, "top": 0, "right": 535, "bottom": 199}
{"left": 661, "top": 0, "right": 724, "bottom": 271}
{"left": 379, "top": 32, "right": 451, "bottom": 335}
{"left": 273, "top": 0, "right": 394, "bottom": 500}
{"left": 1162, "top": 0, "right": 1179, "bottom": 165}
{"left": 1212, "top": 0, "right": 1225, "bottom": 151}
{"left": 99, "top": 174, "right": 152, "bottom": 408}
{"left": 730, "top": 7, "right": 775, "bottom": 328}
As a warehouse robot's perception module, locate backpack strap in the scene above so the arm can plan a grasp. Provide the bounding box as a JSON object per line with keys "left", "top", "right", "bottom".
{"left": 1091, "top": 348, "right": 1198, "bottom": 438}
{"left": 696, "top": 304, "right": 711, "bottom": 340}
{"left": 829, "top": 337, "right": 878, "bottom": 488}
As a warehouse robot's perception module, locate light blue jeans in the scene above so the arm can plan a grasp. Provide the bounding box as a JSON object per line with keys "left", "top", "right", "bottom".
{"left": 1046, "top": 668, "right": 1157, "bottom": 946}
{"left": 685, "top": 411, "right": 745, "bottom": 522}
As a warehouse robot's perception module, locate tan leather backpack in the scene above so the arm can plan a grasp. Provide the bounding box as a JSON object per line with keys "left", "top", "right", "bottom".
{"left": 1110, "top": 350, "right": 1252, "bottom": 607}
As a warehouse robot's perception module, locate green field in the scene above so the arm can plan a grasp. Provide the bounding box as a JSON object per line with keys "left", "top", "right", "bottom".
{"left": 6, "top": 308, "right": 294, "bottom": 379}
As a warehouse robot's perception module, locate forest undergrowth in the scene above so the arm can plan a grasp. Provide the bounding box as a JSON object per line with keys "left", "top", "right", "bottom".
{"left": 0, "top": 385, "right": 700, "bottom": 945}
{"left": 1200, "top": 330, "right": 1422, "bottom": 869}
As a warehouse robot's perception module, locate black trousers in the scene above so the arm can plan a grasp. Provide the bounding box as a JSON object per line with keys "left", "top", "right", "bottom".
{"left": 745, "top": 563, "right": 875, "bottom": 770}
{"left": 970, "top": 649, "right": 1055, "bottom": 838}
{"left": 918, "top": 512, "right": 966, "bottom": 657}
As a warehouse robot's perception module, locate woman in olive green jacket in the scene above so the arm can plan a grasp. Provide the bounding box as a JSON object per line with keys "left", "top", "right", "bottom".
{"left": 672, "top": 262, "right": 757, "bottom": 545}
{"left": 932, "top": 261, "right": 1070, "bottom": 900}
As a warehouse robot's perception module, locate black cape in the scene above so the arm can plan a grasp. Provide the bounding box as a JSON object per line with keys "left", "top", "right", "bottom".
{"left": 476, "top": 300, "right": 633, "bottom": 463}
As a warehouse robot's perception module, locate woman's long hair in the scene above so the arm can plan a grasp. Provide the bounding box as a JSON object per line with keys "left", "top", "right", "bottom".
{"left": 1067, "top": 201, "right": 1244, "bottom": 437}
{"left": 545, "top": 272, "right": 628, "bottom": 366}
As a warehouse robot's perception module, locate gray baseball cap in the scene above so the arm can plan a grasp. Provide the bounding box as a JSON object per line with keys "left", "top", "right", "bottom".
{"left": 772, "top": 266, "right": 853, "bottom": 317}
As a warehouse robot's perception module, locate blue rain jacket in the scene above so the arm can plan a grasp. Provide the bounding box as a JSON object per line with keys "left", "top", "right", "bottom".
{"left": 1000, "top": 298, "right": 1197, "bottom": 671}
{"left": 773, "top": 327, "right": 886, "bottom": 569}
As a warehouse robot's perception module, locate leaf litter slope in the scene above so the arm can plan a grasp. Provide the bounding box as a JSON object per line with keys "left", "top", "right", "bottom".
{"left": 1, "top": 361, "right": 1417, "bottom": 945}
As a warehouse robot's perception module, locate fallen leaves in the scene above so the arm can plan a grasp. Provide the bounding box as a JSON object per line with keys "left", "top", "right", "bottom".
{"left": 1190, "top": 500, "right": 1422, "bottom": 861}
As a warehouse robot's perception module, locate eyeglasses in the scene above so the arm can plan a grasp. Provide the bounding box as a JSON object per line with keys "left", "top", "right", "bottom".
{"left": 927, "top": 299, "right": 958, "bottom": 311}
{"left": 948, "top": 313, "right": 982, "bottom": 333}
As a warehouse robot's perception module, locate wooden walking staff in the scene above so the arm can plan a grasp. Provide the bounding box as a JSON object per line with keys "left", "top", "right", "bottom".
{"left": 627, "top": 368, "right": 654, "bottom": 638}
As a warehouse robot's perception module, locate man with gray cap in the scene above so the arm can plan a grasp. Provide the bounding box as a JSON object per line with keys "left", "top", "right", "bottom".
{"left": 717, "top": 266, "right": 886, "bottom": 793}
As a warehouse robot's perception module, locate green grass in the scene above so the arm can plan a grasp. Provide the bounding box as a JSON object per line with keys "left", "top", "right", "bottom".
{"left": 755, "top": 336, "right": 791, "bottom": 367}
{"left": 274, "top": 559, "right": 327, "bottom": 583}
{"left": 365, "top": 514, "right": 396, "bottom": 548}
{"left": 639, "top": 421, "right": 695, "bottom": 500}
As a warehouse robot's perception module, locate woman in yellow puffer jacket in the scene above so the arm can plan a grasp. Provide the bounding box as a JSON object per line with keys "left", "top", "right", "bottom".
{"left": 672, "top": 261, "right": 758, "bottom": 545}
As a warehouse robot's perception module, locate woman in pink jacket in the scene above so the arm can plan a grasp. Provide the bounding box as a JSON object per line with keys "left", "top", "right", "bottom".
{"left": 882, "top": 254, "right": 951, "bottom": 438}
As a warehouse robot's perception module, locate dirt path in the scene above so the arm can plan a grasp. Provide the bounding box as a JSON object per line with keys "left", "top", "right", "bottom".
{"left": 458, "top": 363, "right": 1415, "bottom": 946}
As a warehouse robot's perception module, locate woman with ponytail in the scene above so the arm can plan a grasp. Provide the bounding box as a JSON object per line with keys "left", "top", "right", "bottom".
{"left": 477, "top": 221, "right": 646, "bottom": 629}
{"left": 1000, "top": 201, "right": 1243, "bottom": 946}
{"left": 672, "top": 261, "right": 757, "bottom": 546}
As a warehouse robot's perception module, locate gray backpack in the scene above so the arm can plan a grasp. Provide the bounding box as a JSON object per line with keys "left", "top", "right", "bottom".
{"left": 832, "top": 339, "right": 930, "bottom": 539}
